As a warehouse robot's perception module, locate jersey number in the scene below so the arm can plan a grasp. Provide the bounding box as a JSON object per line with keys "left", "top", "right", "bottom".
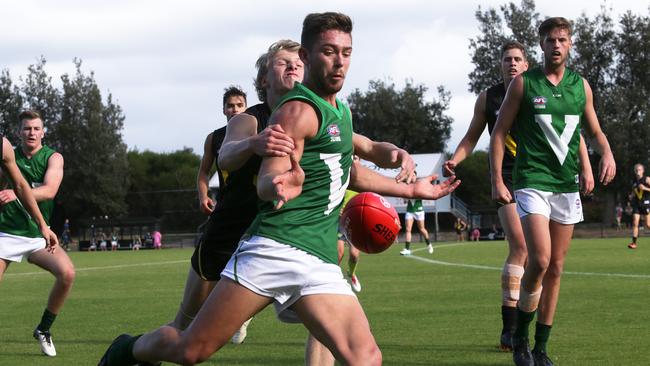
{"left": 534, "top": 114, "right": 579, "bottom": 165}
{"left": 320, "top": 153, "right": 349, "bottom": 215}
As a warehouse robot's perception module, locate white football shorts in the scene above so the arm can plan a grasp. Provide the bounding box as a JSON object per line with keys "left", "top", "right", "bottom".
{"left": 514, "top": 188, "right": 583, "bottom": 224}
{"left": 221, "top": 235, "right": 355, "bottom": 323}
{"left": 0, "top": 232, "right": 47, "bottom": 262}
{"left": 405, "top": 211, "right": 425, "bottom": 221}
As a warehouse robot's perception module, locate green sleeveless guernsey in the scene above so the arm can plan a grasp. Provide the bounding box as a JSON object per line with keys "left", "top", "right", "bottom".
{"left": 513, "top": 67, "right": 585, "bottom": 192}
{"left": 0, "top": 146, "right": 56, "bottom": 237}
{"left": 406, "top": 199, "right": 423, "bottom": 213}
{"left": 248, "top": 83, "right": 354, "bottom": 264}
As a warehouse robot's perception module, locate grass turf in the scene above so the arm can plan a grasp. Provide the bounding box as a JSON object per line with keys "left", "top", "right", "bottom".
{"left": 1, "top": 237, "right": 648, "bottom": 365}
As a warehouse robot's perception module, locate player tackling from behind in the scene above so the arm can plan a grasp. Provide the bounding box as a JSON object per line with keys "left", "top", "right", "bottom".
{"left": 99, "top": 12, "right": 458, "bottom": 366}
{"left": 0, "top": 111, "right": 66, "bottom": 357}
{"left": 445, "top": 41, "right": 593, "bottom": 351}
{"left": 628, "top": 163, "right": 650, "bottom": 249}
{"left": 490, "top": 17, "right": 615, "bottom": 366}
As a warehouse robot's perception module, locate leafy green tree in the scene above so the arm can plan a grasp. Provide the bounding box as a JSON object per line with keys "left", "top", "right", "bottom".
{"left": 452, "top": 151, "right": 492, "bottom": 208}
{"left": 468, "top": 0, "right": 540, "bottom": 94}
{"left": 0, "top": 70, "right": 23, "bottom": 141}
{"left": 347, "top": 79, "right": 452, "bottom": 154}
{"left": 52, "top": 59, "right": 129, "bottom": 219}
{"left": 126, "top": 148, "right": 204, "bottom": 231}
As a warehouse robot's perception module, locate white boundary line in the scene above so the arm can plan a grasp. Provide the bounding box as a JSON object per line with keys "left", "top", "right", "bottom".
{"left": 4, "top": 259, "right": 189, "bottom": 278}
{"left": 406, "top": 243, "right": 650, "bottom": 279}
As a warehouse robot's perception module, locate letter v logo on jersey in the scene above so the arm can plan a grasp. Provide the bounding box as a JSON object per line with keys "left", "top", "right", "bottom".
{"left": 534, "top": 114, "right": 579, "bottom": 165}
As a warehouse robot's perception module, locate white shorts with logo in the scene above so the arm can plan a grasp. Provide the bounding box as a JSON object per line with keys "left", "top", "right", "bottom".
{"left": 405, "top": 211, "right": 425, "bottom": 221}
{"left": 221, "top": 235, "right": 355, "bottom": 323}
{"left": 514, "top": 188, "right": 583, "bottom": 224}
{"left": 0, "top": 232, "right": 46, "bottom": 262}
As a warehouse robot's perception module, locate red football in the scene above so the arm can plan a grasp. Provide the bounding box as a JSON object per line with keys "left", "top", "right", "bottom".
{"left": 340, "top": 192, "right": 401, "bottom": 254}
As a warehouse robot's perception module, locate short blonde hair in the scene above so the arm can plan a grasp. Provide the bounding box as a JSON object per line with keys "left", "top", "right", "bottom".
{"left": 254, "top": 40, "right": 301, "bottom": 102}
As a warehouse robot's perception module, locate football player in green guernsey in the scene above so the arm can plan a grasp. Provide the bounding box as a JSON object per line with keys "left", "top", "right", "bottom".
{"left": 99, "top": 12, "right": 459, "bottom": 366}
{"left": 445, "top": 41, "right": 593, "bottom": 351}
{"left": 490, "top": 17, "right": 615, "bottom": 366}
{"left": 399, "top": 198, "right": 433, "bottom": 255}
{"left": 0, "top": 111, "right": 70, "bottom": 358}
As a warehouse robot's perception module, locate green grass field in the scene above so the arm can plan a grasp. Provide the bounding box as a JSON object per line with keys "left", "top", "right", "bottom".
{"left": 2, "top": 237, "right": 649, "bottom": 365}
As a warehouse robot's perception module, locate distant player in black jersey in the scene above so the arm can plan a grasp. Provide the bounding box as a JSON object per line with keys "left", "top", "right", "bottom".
{"left": 444, "top": 41, "right": 530, "bottom": 351}
{"left": 169, "top": 85, "right": 247, "bottom": 334}
{"left": 628, "top": 163, "right": 650, "bottom": 249}
{"left": 168, "top": 43, "right": 299, "bottom": 345}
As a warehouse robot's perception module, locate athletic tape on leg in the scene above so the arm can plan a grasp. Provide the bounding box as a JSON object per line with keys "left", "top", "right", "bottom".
{"left": 501, "top": 263, "right": 525, "bottom": 306}
{"left": 518, "top": 286, "right": 542, "bottom": 313}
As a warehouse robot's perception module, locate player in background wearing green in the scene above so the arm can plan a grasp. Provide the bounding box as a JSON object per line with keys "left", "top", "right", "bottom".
{"left": 445, "top": 41, "right": 593, "bottom": 351}
{"left": 628, "top": 163, "right": 650, "bottom": 249}
{"left": 99, "top": 12, "right": 459, "bottom": 366}
{"left": 490, "top": 17, "right": 615, "bottom": 366}
{"left": 0, "top": 111, "right": 68, "bottom": 357}
{"left": 399, "top": 198, "right": 432, "bottom": 255}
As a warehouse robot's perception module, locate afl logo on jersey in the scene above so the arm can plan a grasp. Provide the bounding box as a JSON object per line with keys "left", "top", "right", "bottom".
{"left": 327, "top": 124, "right": 341, "bottom": 142}
{"left": 533, "top": 96, "right": 547, "bottom": 109}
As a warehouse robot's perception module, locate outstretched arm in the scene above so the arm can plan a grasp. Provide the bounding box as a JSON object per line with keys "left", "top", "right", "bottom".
{"left": 444, "top": 91, "right": 488, "bottom": 176}
{"left": 349, "top": 162, "right": 460, "bottom": 200}
{"left": 0, "top": 137, "right": 58, "bottom": 251}
{"left": 352, "top": 133, "right": 416, "bottom": 183}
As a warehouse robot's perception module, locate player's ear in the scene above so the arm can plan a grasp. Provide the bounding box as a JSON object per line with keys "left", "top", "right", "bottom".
{"left": 299, "top": 47, "right": 309, "bottom": 67}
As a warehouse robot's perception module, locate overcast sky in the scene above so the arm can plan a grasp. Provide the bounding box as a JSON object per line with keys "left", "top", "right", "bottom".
{"left": 1, "top": 0, "right": 648, "bottom": 155}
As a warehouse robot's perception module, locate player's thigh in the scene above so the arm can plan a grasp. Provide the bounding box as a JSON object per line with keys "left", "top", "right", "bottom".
{"left": 548, "top": 221, "right": 574, "bottom": 270}
{"left": 183, "top": 278, "right": 272, "bottom": 349}
{"left": 416, "top": 218, "right": 426, "bottom": 231}
{"left": 181, "top": 268, "right": 217, "bottom": 314}
{"left": 28, "top": 247, "right": 75, "bottom": 276}
{"left": 0, "top": 258, "right": 10, "bottom": 279}
{"left": 521, "top": 214, "right": 552, "bottom": 265}
{"left": 498, "top": 203, "right": 526, "bottom": 247}
{"left": 404, "top": 217, "right": 414, "bottom": 231}
{"left": 293, "top": 294, "right": 376, "bottom": 357}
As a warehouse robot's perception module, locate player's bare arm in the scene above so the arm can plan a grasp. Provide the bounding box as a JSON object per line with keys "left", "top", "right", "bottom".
{"left": 490, "top": 76, "right": 523, "bottom": 203}
{"left": 349, "top": 162, "right": 460, "bottom": 200}
{"left": 581, "top": 78, "right": 616, "bottom": 185}
{"left": 197, "top": 132, "right": 216, "bottom": 215}
{"left": 219, "top": 113, "right": 295, "bottom": 171}
{"left": 0, "top": 137, "right": 58, "bottom": 251}
{"left": 444, "top": 91, "right": 488, "bottom": 177}
{"left": 257, "top": 101, "right": 316, "bottom": 208}
{"left": 578, "top": 135, "right": 594, "bottom": 195}
{"left": 352, "top": 133, "right": 416, "bottom": 183}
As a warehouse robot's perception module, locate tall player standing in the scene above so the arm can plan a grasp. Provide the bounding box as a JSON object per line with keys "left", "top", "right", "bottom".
{"left": 0, "top": 111, "right": 70, "bottom": 357}
{"left": 445, "top": 41, "right": 593, "bottom": 350}
{"left": 490, "top": 17, "right": 615, "bottom": 366}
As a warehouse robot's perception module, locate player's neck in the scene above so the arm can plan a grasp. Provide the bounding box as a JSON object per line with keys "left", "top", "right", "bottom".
{"left": 542, "top": 63, "right": 566, "bottom": 85}
{"left": 303, "top": 79, "right": 337, "bottom": 107}
{"left": 21, "top": 143, "right": 42, "bottom": 158}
